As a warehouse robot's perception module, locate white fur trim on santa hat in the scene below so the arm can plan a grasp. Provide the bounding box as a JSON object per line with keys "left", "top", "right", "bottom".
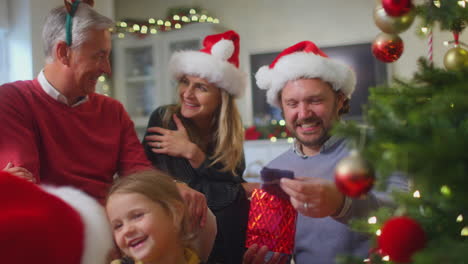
{"left": 43, "top": 186, "right": 113, "bottom": 264}
{"left": 255, "top": 52, "right": 356, "bottom": 108}
{"left": 169, "top": 50, "right": 247, "bottom": 98}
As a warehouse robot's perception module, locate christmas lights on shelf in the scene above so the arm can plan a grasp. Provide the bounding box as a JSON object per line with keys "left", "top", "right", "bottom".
{"left": 244, "top": 119, "right": 294, "bottom": 142}
{"left": 112, "top": 8, "right": 220, "bottom": 39}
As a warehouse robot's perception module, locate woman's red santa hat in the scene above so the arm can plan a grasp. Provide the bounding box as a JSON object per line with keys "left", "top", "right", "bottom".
{"left": 0, "top": 171, "right": 113, "bottom": 264}
{"left": 255, "top": 41, "right": 357, "bottom": 108}
{"left": 169, "top": 30, "right": 247, "bottom": 98}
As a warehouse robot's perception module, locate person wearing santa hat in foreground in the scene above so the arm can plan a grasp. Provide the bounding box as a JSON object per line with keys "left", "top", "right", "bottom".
{"left": 242, "top": 41, "right": 407, "bottom": 264}
{"left": 143, "top": 30, "right": 258, "bottom": 264}
{"left": 0, "top": 171, "right": 113, "bottom": 264}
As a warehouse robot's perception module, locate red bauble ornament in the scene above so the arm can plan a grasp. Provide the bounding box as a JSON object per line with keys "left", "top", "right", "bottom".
{"left": 382, "top": 0, "right": 412, "bottom": 17}
{"left": 372, "top": 32, "right": 404, "bottom": 63}
{"left": 334, "top": 150, "right": 375, "bottom": 198}
{"left": 378, "top": 216, "right": 427, "bottom": 263}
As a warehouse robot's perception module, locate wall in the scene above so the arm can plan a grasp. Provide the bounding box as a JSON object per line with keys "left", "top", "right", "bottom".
{"left": 115, "top": 0, "right": 468, "bottom": 125}
{"left": 4, "top": 0, "right": 114, "bottom": 82}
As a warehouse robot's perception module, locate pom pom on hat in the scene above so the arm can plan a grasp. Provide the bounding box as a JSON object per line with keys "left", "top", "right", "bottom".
{"left": 0, "top": 171, "right": 113, "bottom": 264}
{"left": 169, "top": 30, "right": 247, "bottom": 98}
{"left": 255, "top": 41, "right": 356, "bottom": 108}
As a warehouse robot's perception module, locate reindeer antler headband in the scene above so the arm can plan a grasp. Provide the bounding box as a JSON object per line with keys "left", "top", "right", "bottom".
{"left": 64, "top": 0, "right": 95, "bottom": 46}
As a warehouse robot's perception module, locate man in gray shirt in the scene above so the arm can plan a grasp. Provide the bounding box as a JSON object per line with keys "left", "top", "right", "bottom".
{"left": 243, "top": 41, "right": 405, "bottom": 264}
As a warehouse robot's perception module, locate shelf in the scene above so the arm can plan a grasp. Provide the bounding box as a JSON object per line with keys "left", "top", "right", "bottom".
{"left": 126, "top": 76, "right": 154, "bottom": 83}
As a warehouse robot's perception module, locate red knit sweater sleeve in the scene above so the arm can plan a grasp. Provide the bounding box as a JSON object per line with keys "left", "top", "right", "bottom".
{"left": 0, "top": 81, "right": 41, "bottom": 182}
{"left": 116, "top": 102, "right": 153, "bottom": 176}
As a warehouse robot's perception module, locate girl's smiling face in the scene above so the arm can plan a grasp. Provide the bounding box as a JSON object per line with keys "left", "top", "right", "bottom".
{"left": 106, "top": 192, "right": 182, "bottom": 263}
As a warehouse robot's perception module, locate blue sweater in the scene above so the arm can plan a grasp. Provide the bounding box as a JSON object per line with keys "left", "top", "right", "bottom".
{"left": 267, "top": 137, "right": 405, "bottom": 264}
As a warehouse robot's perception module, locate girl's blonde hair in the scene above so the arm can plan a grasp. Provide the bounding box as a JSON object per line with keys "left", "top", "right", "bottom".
{"left": 164, "top": 88, "right": 244, "bottom": 175}
{"left": 106, "top": 170, "right": 196, "bottom": 244}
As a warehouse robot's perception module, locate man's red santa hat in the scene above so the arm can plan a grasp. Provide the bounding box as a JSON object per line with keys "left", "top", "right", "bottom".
{"left": 0, "top": 171, "right": 113, "bottom": 264}
{"left": 169, "top": 30, "right": 247, "bottom": 98}
{"left": 255, "top": 41, "right": 356, "bottom": 107}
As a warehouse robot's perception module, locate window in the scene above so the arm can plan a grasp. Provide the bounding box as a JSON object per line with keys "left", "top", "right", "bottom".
{"left": 0, "top": 31, "right": 7, "bottom": 84}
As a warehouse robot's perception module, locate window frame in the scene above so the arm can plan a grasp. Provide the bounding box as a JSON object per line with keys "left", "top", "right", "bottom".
{"left": 0, "top": 30, "right": 7, "bottom": 84}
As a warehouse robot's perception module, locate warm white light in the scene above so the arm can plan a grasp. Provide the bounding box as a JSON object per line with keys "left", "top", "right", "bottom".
{"left": 413, "top": 190, "right": 421, "bottom": 198}
{"left": 173, "top": 15, "right": 180, "bottom": 20}
{"left": 175, "top": 23, "right": 182, "bottom": 29}
{"left": 200, "top": 14, "right": 207, "bottom": 20}
{"left": 148, "top": 18, "right": 155, "bottom": 24}
{"left": 458, "top": 0, "right": 466, "bottom": 7}
{"left": 279, "top": 120, "right": 286, "bottom": 126}
{"left": 433, "top": 0, "right": 441, "bottom": 8}
{"left": 443, "top": 41, "right": 450, "bottom": 46}
{"left": 376, "top": 229, "right": 382, "bottom": 236}
{"left": 140, "top": 26, "right": 148, "bottom": 34}
{"left": 157, "top": 19, "right": 164, "bottom": 25}
{"left": 118, "top": 33, "right": 125, "bottom": 38}
{"left": 98, "top": 76, "right": 106, "bottom": 82}
{"left": 207, "top": 17, "right": 213, "bottom": 22}
{"left": 133, "top": 24, "right": 140, "bottom": 31}
{"left": 461, "top": 227, "right": 468, "bottom": 236}
{"left": 270, "top": 137, "right": 277, "bottom": 142}
{"left": 457, "top": 214, "right": 463, "bottom": 222}
{"left": 191, "top": 16, "right": 198, "bottom": 21}
{"left": 120, "top": 22, "right": 127, "bottom": 28}
{"left": 421, "top": 27, "right": 428, "bottom": 34}
{"left": 164, "top": 21, "right": 171, "bottom": 27}
{"left": 182, "top": 16, "right": 190, "bottom": 22}
{"left": 287, "top": 137, "right": 294, "bottom": 143}
{"left": 271, "top": 120, "right": 278, "bottom": 125}
{"left": 368, "top": 216, "right": 377, "bottom": 224}
{"left": 150, "top": 28, "right": 157, "bottom": 34}
{"left": 382, "top": 255, "right": 390, "bottom": 261}
{"left": 213, "top": 18, "right": 220, "bottom": 24}
{"left": 189, "top": 9, "right": 196, "bottom": 15}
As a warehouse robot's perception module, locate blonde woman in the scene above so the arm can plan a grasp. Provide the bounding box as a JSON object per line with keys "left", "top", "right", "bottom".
{"left": 143, "top": 30, "right": 257, "bottom": 264}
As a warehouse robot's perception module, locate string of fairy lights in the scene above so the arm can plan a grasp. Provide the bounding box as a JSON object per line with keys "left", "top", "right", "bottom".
{"left": 111, "top": 8, "right": 220, "bottom": 39}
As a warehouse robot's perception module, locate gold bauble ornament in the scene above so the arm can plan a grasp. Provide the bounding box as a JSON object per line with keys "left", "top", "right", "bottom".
{"left": 444, "top": 46, "right": 468, "bottom": 71}
{"left": 374, "top": 4, "right": 415, "bottom": 34}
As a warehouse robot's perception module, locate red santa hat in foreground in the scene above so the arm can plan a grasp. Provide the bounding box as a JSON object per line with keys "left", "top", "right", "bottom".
{"left": 169, "top": 30, "right": 247, "bottom": 98}
{"left": 0, "top": 171, "right": 113, "bottom": 264}
{"left": 255, "top": 41, "right": 356, "bottom": 108}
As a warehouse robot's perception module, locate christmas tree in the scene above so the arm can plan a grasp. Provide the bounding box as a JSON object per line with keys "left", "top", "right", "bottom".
{"left": 334, "top": 0, "right": 468, "bottom": 263}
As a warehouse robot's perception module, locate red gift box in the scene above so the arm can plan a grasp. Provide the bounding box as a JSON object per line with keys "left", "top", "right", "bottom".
{"left": 245, "top": 188, "right": 297, "bottom": 254}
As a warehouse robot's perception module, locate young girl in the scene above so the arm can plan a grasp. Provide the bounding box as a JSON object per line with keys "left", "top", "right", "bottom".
{"left": 106, "top": 170, "right": 216, "bottom": 264}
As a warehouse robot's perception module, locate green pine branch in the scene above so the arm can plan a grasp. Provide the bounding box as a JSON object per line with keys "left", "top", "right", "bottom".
{"left": 415, "top": 0, "right": 468, "bottom": 32}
